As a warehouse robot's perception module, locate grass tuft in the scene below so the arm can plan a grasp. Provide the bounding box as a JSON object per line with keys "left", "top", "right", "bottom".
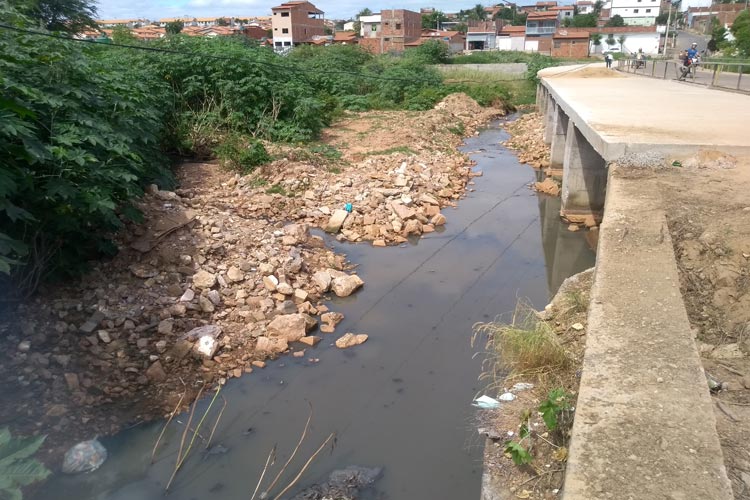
{"left": 473, "top": 300, "right": 569, "bottom": 389}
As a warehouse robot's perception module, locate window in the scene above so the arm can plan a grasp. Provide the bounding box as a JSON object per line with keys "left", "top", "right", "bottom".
{"left": 275, "top": 41, "right": 282, "bottom": 46}
{"left": 384, "top": 37, "right": 390, "bottom": 41}
{"left": 646, "top": 8, "right": 651, "bottom": 12}
{"left": 282, "top": 28, "right": 288, "bottom": 33}
{"left": 274, "top": 27, "right": 277, "bottom": 30}
{"left": 633, "top": 9, "right": 639, "bottom": 13}
{"left": 396, "top": 23, "right": 402, "bottom": 29}
{"left": 283, "top": 41, "right": 291, "bottom": 46}
{"left": 554, "top": 41, "right": 561, "bottom": 48}
{"left": 281, "top": 12, "right": 289, "bottom": 17}
{"left": 371, "top": 24, "right": 377, "bottom": 31}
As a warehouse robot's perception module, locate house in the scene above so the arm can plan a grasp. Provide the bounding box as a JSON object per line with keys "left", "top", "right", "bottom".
{"left": 535, "top": 1, "right": 559, "bottom": 10}
{"left": 271, "top": 0, "right": 326, "bottom": 51}
{"left": 549, "top": 5, "right": 575, "bottom": 21}
{"left": 466, "top": 20, "right": 500, "bottom": 50}
{"left": 687, "top": 4, "right": 746, "bottom": 33}
{"left": 359, "top": 9, "right": 421, "bottom": 54}
{"left": 343, "top": 21, "right": 356, "bottom": 31}
{"left": 609, "top": 0, "right": 661, "bottom": 26}
{"left": 97, "top": 19, "right": 148, "bottom": 28}
{"left": 405, "top": 29, "right": 466, "bottom": 53}
{"left": 525, "top": 11, "right": 558, "bottom": 51}
{"left": 576, "top": 25, "right": 661, "bottom": 54}
{"left": 576, "top": 1, "right": 595, "bottom": 14}
{"left": 132, "top": 26, "right": 166, "bottom": 40}
{"left": 552, "top": 29, "right": 590, "bottom": 57}
{"left": 359, "top": 13, "right": 382, "bottom": 39}
{"left": 242, "top": 25, "right": 269, "bottom": 40}
{"left": 496, "top": 24, "right": 527, "bottom": 51}
{"left": 333, "top": 31, "right": 359, "bottom": 44}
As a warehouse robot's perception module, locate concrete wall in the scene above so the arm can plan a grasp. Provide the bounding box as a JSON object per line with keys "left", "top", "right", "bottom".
{"left": 433, "top": 63, "right": 528, "bottom": 78}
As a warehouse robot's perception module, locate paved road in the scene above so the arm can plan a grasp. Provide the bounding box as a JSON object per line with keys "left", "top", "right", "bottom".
{"left": 674, "top": 29, "right": 709, "bottom": 53}
{"left": 619, "top": 59, "right": 750, "bottom": 92}
{"left": 539, "top": 64, "right": 750, "bottom": 156}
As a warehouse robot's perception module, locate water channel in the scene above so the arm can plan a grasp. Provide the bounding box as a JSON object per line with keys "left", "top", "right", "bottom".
{"left": 33, "top": 119, "right": 596, "bottom": 500}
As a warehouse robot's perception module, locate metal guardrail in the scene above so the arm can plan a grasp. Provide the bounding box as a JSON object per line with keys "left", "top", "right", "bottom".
{"left": 616, "top": 58, "right": 750, "bottom": 94}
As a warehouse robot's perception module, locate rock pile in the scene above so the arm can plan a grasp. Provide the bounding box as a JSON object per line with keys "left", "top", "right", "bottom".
{"left": 504, "top": 112, "right": 551, "bottom": 170}
{"left": 0, "top": 93, "right": 506, "bottom": 456}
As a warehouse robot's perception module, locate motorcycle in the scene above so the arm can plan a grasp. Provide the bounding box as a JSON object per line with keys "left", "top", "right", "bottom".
{"left": 678, "top": 55, "right": 700, "bottom": 80}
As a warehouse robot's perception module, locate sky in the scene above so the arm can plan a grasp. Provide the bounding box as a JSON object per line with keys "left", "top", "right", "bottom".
{"left": 94, "top": 0, "right": 538, "bottom": 22}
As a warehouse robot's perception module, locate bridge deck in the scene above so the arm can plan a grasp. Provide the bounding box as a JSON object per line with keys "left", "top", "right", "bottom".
{"left": 539, "top": 64, "right": 750, "bottom": 159}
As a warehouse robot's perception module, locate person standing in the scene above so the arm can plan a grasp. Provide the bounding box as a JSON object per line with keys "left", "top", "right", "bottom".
{"left": 605, "top": 52, "right": 613, "bottom": 68}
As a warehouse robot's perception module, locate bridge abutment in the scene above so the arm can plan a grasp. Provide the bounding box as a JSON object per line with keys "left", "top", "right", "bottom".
{"left": 549, "top": 104, "right": 568, "bottom": 176}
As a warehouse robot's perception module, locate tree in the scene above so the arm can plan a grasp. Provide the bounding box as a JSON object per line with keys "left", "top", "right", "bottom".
{"left": 591, "top": 32, "right": 602, "bottom": 53}
{"left": 566, "top": 13, "right": 597, "bottom": 28}
{"left": 617, "top": 34, "right": 627, "bottom": 51}
{"left": 594, "top": 0, "right": 604, "bottom": 15}
{"left": 707, "top": 18, "right": 728, "bottom": 53}
{"left": 216, "top": 17, "right": 229, "bottom": 26}
{"left": 422, "top": 10, "right": 448, "bottom": 30}
{"left": 111, "top": 25, "right": 137, "bottom": 44}
{"left": 407, "top": 39, "right": 449, "bottom": 63}
{"left": 468, "top": 3, "right": 487, "bottom": 21}
{"left": 353, "top": 7, "right": 372, "bottom": 34}
{"left": 605, "top": 14, "right": 625, "bottom": 27}
{"left": 19, "top": 0, "right": 97, "bottom": 33}
{"left": 455, "top": 22, "right": 468, "bottom": 33}
{"left": 606, "top": 33, "right": 616, "bottom": 46}
{"left": 731, "top": 10, "right": 750, "bottom": 56}
{"left": 165, "top": 20, "right": 184, "bottom": 35}
{"left": 655, "top": 12, "right": 669, "bottom": 25}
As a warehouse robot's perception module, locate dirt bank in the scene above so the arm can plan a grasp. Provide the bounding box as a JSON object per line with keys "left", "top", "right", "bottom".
{"left": 0, "top": 94, "right": 506, "bottom": 464}
{"left": 654, "top": 153, "right": 750, "bottom": 499}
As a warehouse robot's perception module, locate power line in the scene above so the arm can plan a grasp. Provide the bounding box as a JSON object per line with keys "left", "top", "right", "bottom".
{"left": 0, "top": 23, "right": 527, "bottom": 85}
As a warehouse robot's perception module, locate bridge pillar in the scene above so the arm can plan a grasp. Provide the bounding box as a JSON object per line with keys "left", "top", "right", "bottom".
{"left": 561, "top": 120, "right": 607, "bottom": 222}
{"left": 549, "top": 104, "right": 568, "bottom": 176}
{"left": 543, "top": 94, "right": 556, "bottom": 145}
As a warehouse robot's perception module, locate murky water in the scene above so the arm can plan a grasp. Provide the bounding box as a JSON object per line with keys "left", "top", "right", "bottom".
{"left": 33, "top": 120, "right": 595, "bottom": 500}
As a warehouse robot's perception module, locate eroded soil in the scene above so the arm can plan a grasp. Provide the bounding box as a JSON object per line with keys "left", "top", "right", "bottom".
{"left": 656, "top": 154, "right": 750, "bottom": 499}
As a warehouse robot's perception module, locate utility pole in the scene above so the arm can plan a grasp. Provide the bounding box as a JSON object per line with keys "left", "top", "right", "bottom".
{"left": 662, "top": 1, "right": 672, "bottom": 56}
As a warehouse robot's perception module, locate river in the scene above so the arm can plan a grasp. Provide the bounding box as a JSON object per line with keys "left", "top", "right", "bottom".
{"left": 32, "top": 118, "right": 595, "bottom": 500}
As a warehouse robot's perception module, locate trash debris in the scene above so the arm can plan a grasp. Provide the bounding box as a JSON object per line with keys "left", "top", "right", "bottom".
{"left": 510, "top": 382, "right": 534, "bottom": 393}
{"left": 498, "top": 392, "right": 516, "bottom": 402}
{"left": 672, "top": 160, "right": 682, "bottom": 168}
{"left": 571, "top": 323, "right": 584, "bottom": 331}
{"left": 61, "top": 439, "right": 107, "bottom": 474}
{"left": 344, "top": 203, "right": 353, "bottom": 213}
{"left": 472, "top": 395, "right": 501, "bottom": 409}
{"left": 706, "top": 372, "right": 723, "bottom": 393}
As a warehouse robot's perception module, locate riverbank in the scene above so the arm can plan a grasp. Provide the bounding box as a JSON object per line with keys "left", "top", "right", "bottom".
{"left": 0, "top": 94, "right": 506, "bottom": 464}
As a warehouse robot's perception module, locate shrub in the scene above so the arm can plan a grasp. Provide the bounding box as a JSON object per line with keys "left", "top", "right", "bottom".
{"left": 0, "top": 8, "right": 171, "bottom": 296}
{"left": 214, "top": 135, "right": 270, "bottom": 173}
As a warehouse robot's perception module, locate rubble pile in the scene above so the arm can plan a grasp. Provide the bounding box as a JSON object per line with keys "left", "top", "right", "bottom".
{"left": 503, "top": 111, "right": 550, "bottom": 170}
{"left": 0, "top": 93, "right": 506, "bottom": 455}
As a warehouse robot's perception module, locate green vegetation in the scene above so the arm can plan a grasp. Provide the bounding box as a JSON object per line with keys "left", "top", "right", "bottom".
{"left": 0, "top": 428, "right": 51, "bottom": 500}
{"left": 503, "top": 388, "right": 574, "bottom": 465}
{"left": 605, "top": 14, "right": 625, "bottom": 27}
{"left": 365, "top": 146, "right": 418, "bottom": 156}
{"left": 731, "top": 10, "right": 750, "bottom": 57}
{"left": 473, "top": 301, "right": 569, "bottom": 389}
{"left": 563, "top": 13, "right": 598, "bottom": 28}
{"left": 1, "top": 1, "right": 519, "bottom": 295}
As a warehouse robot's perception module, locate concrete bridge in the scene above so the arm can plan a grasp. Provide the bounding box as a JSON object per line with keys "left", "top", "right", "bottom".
{"left": 537, "top": 65, "right": 750, "bottom": 223}
{"left": 535, "top": 66, "right": 750, "bottom": 500}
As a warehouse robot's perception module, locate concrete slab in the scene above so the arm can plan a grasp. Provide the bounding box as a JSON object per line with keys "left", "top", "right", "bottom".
{"left": 539, "top": 64, "right": 750, "bottom": 159}
{"left": 562, "top": 168, "right": 733, "bottom": 500}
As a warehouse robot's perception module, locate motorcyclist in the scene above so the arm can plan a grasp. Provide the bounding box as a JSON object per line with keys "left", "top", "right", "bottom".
{"left": 687, "top": 42, "right": 698, "bottom": 61}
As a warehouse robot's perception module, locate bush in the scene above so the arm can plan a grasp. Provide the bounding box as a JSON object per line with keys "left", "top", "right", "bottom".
{"left": 214, "top": 135, "right": 270, "bottom": 173}
{"left": 405, "top": 40, "right": 450, "bottom": 64}
{"left": 0, "top": 7, "right": 171, "bottom": 295}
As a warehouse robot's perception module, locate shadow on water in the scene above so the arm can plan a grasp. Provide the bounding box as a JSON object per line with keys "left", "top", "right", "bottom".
{"left": 32, "top": 119, "right": 595, "bottom": 500}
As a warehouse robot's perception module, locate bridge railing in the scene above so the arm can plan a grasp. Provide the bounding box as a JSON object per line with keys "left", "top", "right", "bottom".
{"left": 616, "top": 58, "right": 750, "bottom": 94}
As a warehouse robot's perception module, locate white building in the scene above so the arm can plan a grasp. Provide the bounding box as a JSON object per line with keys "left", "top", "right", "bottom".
{"left": 343, "top": 21, "right": 356, "bottom": 31}
{"left": 359, "top": 14, "right": 381, "bottom": 38}
{"left": 593, "top": 26, "right": 661, "bottom": 54}
{"left": 576, "top": 1, "right": 595, "bottom": 14}
{"left": 609, "top": 0, "right": 661, "bottom": 25}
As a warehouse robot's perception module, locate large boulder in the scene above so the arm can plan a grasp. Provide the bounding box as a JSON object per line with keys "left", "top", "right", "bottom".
{"left": 331, "top": 274, "right": 364, "bottom": 297}
{"left": 325, "top": 210, "right": 349, "bottom": 233}
{"left": 255, "top": 336, "right": 289, "bottom": 354}
{"left": 266, "top": 314, "right": 307, "bottom": 342}
{"left": 335, "top": 333, "right": 368, "bottom": 349}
